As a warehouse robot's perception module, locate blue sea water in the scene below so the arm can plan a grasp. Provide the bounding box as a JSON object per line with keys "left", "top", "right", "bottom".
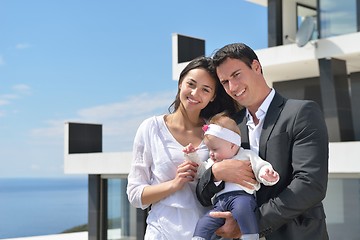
{"left": 0, "top": 177, "right": 88, "bottom": 239}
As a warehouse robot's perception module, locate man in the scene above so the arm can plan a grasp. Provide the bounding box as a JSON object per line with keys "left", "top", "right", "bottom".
{"left": 196, "top": 43, "right": 329, "bottom": 239}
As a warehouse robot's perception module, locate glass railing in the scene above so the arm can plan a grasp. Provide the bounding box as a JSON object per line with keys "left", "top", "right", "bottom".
{"left": 319, "top": 0, "right": 358, "bottom": 38}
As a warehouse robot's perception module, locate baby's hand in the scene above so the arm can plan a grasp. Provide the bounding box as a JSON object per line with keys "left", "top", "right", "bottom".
{"left": 183, "top": 143, "right": 204, "bottom": 178}
{"left": 183, "top": 143, "right": 197, "bottom": 154}
{"left": 261, "top": 168, "right": 279, "bottom": 183}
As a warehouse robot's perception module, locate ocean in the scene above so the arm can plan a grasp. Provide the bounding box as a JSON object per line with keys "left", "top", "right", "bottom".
{"left": 0, "top": 177, "right": 88, "bottom": 239}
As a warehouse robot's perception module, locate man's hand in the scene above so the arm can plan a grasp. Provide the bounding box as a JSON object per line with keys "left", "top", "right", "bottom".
{"left": 212, "top": 159, "right": 256, "bottom": 189}
{"left": 210, "top": 211, "right": 241, "bottom": 238}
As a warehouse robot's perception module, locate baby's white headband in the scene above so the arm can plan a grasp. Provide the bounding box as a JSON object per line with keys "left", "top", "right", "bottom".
{"left": 202, "top": 124, "right": 241, "bottom": 146}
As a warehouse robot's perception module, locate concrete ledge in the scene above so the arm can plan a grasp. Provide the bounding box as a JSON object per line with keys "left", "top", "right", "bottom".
{"left": 329, "top": 141, "right": 360, "bottom": 174}
{"left": 64, "top": 141, "right": 360, "bottom": 176}
{"left": 3, "top": 232, "right": 87, "bottom": 240}
{"left": 64, "top": 151, "right": 132, "bottom": 175}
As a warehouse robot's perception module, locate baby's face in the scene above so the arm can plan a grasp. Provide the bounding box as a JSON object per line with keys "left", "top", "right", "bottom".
{"left": 204, "top": 135, "right": 238, "bottom": 162}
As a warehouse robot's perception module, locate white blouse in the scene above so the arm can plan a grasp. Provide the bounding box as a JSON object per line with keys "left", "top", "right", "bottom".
{"left": 127, "top": 115, "right": 210, "bottom": 240}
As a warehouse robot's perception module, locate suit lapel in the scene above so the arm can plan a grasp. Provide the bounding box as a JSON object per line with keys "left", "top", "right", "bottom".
{"left": 232, "top": 110, "right": 250, "bottom": 150}
{"left": 239, "top": 116, "right": 250, "bottom": 150}
{"left": 259, "top": 92, "right": 286, "bottom": 158}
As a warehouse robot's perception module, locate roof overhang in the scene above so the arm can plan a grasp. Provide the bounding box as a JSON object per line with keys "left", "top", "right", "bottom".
{"left": 246, "top": 0, "right": 316, "bottom": 8}
{"left": 256, "top": 32, "right": 360, "bottom": 86}
{"left": 245, "top": 0, "right": 267, "bottom": 7}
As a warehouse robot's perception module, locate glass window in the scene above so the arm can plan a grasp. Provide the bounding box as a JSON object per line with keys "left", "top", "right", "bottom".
{"left": 107, "top": 178, "right": 137, "bottom": 240}
{"left": 323, "top": 178, "right": 360, "bottom": 238}
{"left": 297, "top": 3, "right": 318, "bottom": 41}
{"left": 319, "top": 0, "right": 357, "bottom": 38}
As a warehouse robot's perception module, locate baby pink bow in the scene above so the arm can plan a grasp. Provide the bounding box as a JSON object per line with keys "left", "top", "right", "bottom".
{"left": 202, "top": 124, "right": 209, "bottom": 132}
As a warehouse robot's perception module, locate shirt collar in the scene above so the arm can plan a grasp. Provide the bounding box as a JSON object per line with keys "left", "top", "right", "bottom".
{"left": 246, "top": 88, "right": 275, "bottom": 121}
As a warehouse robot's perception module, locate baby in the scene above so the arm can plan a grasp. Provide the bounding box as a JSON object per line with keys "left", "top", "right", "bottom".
{"left": 183, "top": 112, "right": 279, "bottom": 240}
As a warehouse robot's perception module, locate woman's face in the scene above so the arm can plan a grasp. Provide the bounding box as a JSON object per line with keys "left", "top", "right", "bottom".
{"left": 179, "top": 68, "right": 216, "bottom": 113}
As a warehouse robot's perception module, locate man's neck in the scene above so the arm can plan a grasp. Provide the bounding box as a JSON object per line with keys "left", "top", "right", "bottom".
{"left": 247, "top": 87, "right": 272, "bottom": 125}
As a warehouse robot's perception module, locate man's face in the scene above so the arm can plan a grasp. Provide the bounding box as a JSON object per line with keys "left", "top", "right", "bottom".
{"left": 216, "top": 58, "right": 262, "bottom": 108}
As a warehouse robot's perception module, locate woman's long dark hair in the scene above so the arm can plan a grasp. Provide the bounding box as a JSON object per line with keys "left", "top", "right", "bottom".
{"left": 168, "top": 56, "right": 239, "bottom": 119}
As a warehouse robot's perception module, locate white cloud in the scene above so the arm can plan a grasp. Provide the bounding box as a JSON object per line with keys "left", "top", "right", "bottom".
{"left": 1, "top": 94, "right": 19, "bottom": 100}
{"left": 31, "top": 119, "right": 68, "bottom": 138}
{"left": 31, "top": 164, "right": 41, "bottom": 170}
{"left": 0, "top": 84, "right": 32, "bottom": 112}
{"left": 0, "top": 99, "right": 10, "bottom": 106}
{"left": 77, "top": 92, "right": 173, "bottom": 121}
{"left": 16, "top": 43, "right": 31, "bottom": 49}
{"left": 0, "top": 84, "right": 32, "bottom": 118}
{"left": 30, "top": 90, "right": 176, "bottom": 150}
{"left": 13, "top": 84, "right": 32, "bottom": 94}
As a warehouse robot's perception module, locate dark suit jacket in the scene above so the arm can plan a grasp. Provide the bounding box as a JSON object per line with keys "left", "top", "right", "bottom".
{"left": 196, "top": 92, "right": 329, "bottom": 240}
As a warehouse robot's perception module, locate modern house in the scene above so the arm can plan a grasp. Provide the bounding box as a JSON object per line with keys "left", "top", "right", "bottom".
{"left": 64, "top": 0, "right": 360, "bottom": 239}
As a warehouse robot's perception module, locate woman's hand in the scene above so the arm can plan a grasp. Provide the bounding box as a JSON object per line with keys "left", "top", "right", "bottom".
{"left": 210, "top": 211, "right": 241, "bottom": 238}
{"left": 172, "top": 160, "right": 198, "bottom": 191}
{"left": 141, "top": 160, "right": 198, "bottom": 206}
{"left": 212, "top": 159, "right": 256, "bottom": 189}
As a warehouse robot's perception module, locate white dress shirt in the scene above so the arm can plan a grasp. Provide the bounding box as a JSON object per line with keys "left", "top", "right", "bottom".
{"left": 246, "top": 89, "right": 275, "bottom": 154}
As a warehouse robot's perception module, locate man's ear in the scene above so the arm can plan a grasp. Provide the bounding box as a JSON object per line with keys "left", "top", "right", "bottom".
{"left": 252, "top": 60, "right": 262, "bottom": 73}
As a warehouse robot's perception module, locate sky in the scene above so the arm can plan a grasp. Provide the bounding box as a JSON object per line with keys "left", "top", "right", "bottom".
{"left": 0, "top": 0, "right": 267, "bottom": 178}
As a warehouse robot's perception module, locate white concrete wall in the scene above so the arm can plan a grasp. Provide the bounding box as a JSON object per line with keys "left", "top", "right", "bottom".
{"left": 64, "top": 140, "right": 360, "bottom": 176}
{"left": 3, "top": 232, "right": 87, "bottom": 240}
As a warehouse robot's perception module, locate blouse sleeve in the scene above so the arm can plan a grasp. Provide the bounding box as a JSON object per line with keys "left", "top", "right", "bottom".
{"left": 126, "top": 117, "right": 155, "bottom": 210}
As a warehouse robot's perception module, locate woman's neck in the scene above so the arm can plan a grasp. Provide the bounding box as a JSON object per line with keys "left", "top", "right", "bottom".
{"left": 169, "top": 109, "right": 204, "bottom": 130}
{"left": 165, "top": 110, "right": 205, "bottom": 147}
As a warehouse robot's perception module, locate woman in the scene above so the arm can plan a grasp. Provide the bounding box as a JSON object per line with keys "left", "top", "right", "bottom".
{"left": 126, "top": 56, "right": 238, "bottom": 239}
